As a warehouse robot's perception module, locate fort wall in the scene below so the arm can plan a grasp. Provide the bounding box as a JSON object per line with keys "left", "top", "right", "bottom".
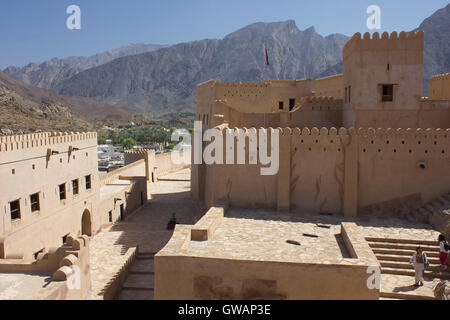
{"left": 315, "top": 74, "right": 344, "bottom": 99}
{"left": 0, "top": 132, "right": 99, "bottom": 260}
{"left": 197, "top": 127, "right": 450, "bottom": 217}
{"left": 429, "top": 73, "right": 450, "bottom": 100}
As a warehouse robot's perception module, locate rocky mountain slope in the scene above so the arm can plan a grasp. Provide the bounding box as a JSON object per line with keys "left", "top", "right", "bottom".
{"left": 418, "top": 3, "right": 450, "bottom": 94}
{"left": 0, "top": 71, "right": 130, "bottom": 135}
{"left": 53, "top": 21, "right": 348, "bottom": 113}
{"left": 3, "top": 43, "right": 167, "bottom": 90}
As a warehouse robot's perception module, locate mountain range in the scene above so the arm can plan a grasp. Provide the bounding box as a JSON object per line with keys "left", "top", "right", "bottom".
{"left": 4, "top": 21, "right": 349, "bottom": 114}
{"left": 3, "top": 3, "right": 450, "bottom": 117}
{"left": 4, "top": 43, "right": 167, "bottom": 91}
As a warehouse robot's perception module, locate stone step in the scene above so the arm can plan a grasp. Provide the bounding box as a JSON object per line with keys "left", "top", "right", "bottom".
{"left": 365, "top": 237, "right": 438, "bottom": 246}
{"left": 122, "top": 274, "right": 155, "bottom": 290}
{"left": 368, "top": 243, "right": 439, "bottom": 252}
{"left": 379, "top": 291, "right": 435, "bottom": 300}
{"left": 436, "top": 196, "right": 450, "bottom": 206}
{"left": 381, "top": 267, "right": 450, "bottom": 280}
{"left": 380, "top": 261, "right": 447, "bottom": 272}
{"left": 372, "top": 248, "right": 440, "bottom": 258}
{"left": 117, "top": 289, "right": 154, "bottom": 300}
{"left": 136, "top": 255, "right": 154, "bottom": 260}
{"left": 130, "top": 259, "right": 154, "bottom": 274}
{"left": 376, "top": 254, "right": 441, "bottom": 265}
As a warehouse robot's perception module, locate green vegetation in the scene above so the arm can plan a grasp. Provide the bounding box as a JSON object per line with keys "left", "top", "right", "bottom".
{"left": 122, "top": 137, "right": 137, "bottom": 149}
{"left": 97, "top": 126, "right": 193, "bottom": 148}
{"left": 96, "top": 112, "right": 195, "bottom": 149}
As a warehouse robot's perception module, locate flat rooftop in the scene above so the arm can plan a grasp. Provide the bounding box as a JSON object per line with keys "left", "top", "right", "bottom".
{"left": 189, "top": 211, "right": 348, "bottom": 265}
{"left": 99, "top": 178, "right": 141, "bottom": 201}
{"left": 0, "top": 272, "right": 51, "bottom": 300}
{"left": 162, "top": 207, "right": 440, "bottom": 266}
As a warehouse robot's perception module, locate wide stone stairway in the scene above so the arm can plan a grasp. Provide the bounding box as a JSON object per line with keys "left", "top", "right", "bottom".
{"left": 367, "top": 237, "right": 450, "bottom": 300}
{"left": 117, "top": 252, "right": 155, "bottom": 300}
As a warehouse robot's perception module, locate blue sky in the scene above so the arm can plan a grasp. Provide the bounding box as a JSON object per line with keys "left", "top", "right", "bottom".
{"left": 0, "top": 0, "right": 448, "bottom": 69}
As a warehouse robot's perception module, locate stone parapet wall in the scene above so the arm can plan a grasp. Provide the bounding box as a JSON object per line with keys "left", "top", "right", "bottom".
{"left": 194, "top": 126, "right": 450, "bottom": 217}
{"left": 429, "top": 73, "right": 450, "bottom": 100}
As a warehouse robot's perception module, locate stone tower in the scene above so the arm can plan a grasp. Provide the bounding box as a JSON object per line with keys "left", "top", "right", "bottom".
{"left": 342, "top": 31, "right": 424, "bottom": 128}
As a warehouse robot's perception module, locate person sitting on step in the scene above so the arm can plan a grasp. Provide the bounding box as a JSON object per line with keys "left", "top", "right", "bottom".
{"left": 167, "top": 213, "right": 177, "bottom": 230}
{"left": 409, "top": 247, "right": 428, "bottom": 287}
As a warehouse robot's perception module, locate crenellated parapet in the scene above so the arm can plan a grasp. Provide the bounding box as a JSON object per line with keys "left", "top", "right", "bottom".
{"left": 124, "top": 149, "right": 155, "bottom": 155}
{"left": 0, "top": 132, "right": 97, "bottom": 153}
{"left": 343, "top": 31, "right": 424, "bottom": 59}
{"left": 212, "top": 126, "right": 450, "bottom": 152}
{"left": 429, "top": 73, "right": 450, "bottom": 101}
{"left": 124, "top": 149, "right": 155, "bottom": 166}
{"left": 430, "top": 73, "right": 450, "bottom": 81}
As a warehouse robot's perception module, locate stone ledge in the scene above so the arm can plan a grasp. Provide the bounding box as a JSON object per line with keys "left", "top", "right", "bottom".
{"left": 341, "top": 222, "right": 380, "bottom": 267}
{"left": 191, "top": 200, "right": 229, "bottom": 241}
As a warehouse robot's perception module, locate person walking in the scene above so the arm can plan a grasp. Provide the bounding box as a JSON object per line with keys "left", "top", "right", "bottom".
{"left": 410, "top": 247, "right": 428, "bottom": 287}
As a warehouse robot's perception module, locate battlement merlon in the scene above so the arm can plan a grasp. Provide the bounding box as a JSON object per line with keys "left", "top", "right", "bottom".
{"left": 430, "top": 72, "right": 450, "bottom": 81}
{"left": 0, "top": 132, "right": 98, "bottom": 162}
{"left": 343, "top": 31, "right": 425, "bottom": 59}
{"left": 124, "top": 149, "right": 156, "bottom": 155}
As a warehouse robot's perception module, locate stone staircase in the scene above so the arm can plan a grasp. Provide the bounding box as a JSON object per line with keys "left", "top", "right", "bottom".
{"left": 366, "top": 237, "right": 450, "bottom": 300}
{"left": 116, "top": 252, "right": 155, "bottom": 300}
{"left": 406, "top": 193, "right": 450, "bottom": 230}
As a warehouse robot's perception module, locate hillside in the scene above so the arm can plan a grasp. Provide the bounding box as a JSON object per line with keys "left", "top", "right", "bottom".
{"left": 0, "top": 71, "right": 130, "bottom": 135}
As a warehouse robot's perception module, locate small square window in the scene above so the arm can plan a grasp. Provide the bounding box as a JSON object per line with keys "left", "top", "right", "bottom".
{"left": 85, "top": 175, "right": 92, "bottom": 190}
{"left": 382, "top": 84, "right": 394, "bottom": 102}
{"left": 72, "top": 179, "right": 79, "bottom": 195}
{"left": 30, "top": 193, "right": 40, "bottom": 212}
{"left": 59, "top": 184, "right": 66, "bottom": 200}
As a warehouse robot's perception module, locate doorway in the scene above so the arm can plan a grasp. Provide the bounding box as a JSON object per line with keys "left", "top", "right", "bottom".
{"left": 120, "top": 204, "right": 124, "bottom": 221}
{"left": 81, "top": 209, "right": 92, "bottom": 236}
